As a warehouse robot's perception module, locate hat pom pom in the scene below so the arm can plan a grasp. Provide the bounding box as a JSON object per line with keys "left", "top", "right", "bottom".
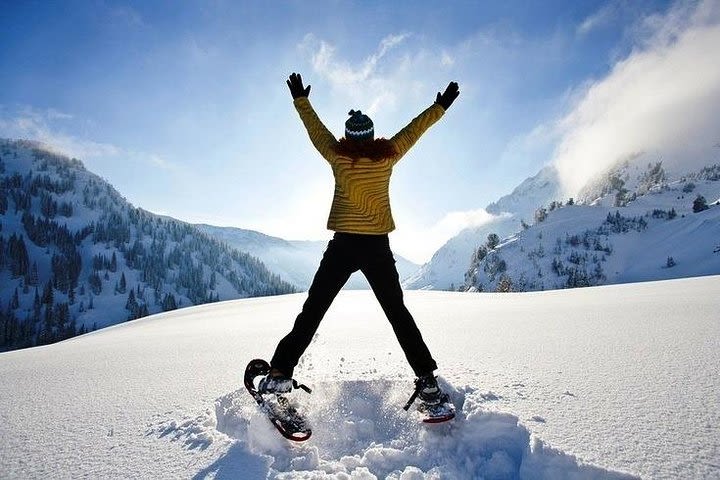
{"left": 348, "top": 109, "right": 362, "bottom": 117}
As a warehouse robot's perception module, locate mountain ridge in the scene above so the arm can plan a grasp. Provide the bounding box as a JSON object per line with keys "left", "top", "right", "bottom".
{"left": 404, "top": 165, "right": 563, "bottom": 290}
{"left": 405, "top": 154, "right": 720, "bottom": 291}
{"left": 0, "top": 138, "right": 295, "bottom": 351}
{"left": 462, "top": 161, "right": 720, "bottom": 292}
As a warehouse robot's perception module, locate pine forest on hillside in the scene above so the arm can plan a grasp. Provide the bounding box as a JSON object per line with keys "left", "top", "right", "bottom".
{"left": 462, "top": 161, "right": 720, "bottom": 293}
{"left": 0, "top": 140, "right": 295, "bottom": 351}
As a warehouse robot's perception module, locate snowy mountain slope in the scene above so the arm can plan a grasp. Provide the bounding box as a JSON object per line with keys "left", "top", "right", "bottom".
{"left": 485, "top": 165, "right": 564, "bottom": 219}
{"left": 1, "top": 277, "right": 718, "bottom": 479}
{"left": 464, "top": 166, "right": 720, "bottom": 292}
{"left": 404, "top": 166, "right": 563, "bottom": 290}
{"left": 403, "top": 216, "right": 516, "bottom": 291}
{"left": 0, "top": 139, "right": 294, "bottom": 352}
{"left": 408, "top": 154, "right": 720, "bottom": 292}
{"left": 196, "top": 224, "right": 421, "bottom": 290}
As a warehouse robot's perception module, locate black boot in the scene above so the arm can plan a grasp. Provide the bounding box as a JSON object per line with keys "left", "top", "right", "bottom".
{"left": 258, "top": 371, "right": 294, "bottom": 394}
{"left": 416, "top": 374, "right": 443, "bottom": 405}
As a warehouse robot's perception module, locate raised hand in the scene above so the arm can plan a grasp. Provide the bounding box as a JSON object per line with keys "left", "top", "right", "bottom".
{"left": 435, "top": 81, "right": 459, "bottom": 110}
{"left": 286, "top": 72, "right": 311, "bottom": 99}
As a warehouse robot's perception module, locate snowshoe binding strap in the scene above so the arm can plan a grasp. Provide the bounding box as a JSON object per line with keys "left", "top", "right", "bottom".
{"left": 403, "top": 378, "right": 424, "bottom": 411}
{"left": 292, "top": 379, "right": 312, "bottom": 394}
{"left": 245, "top": 358, "right": 311, "bottom": 395}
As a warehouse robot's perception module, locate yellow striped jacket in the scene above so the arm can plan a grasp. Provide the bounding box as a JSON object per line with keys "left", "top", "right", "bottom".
{"left": 293, "top": 97, "right": 445, "bottom": 234}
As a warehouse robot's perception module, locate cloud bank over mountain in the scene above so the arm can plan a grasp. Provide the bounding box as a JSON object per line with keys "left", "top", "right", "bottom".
{"left": 550, "top": 0, "right": 720, "bottom": 196}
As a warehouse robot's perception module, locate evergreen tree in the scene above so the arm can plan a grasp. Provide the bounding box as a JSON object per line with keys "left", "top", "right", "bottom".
{"left": 162, "top": 293, "right": 177, "bottom": 311}
{"left": 0, "top": 236, "right": 6, "bottom": 270}
{"left": 28, "top": 261, "right": 39, "bottom": 286}
{"left": 126, "top": 289, "right": 138, "bottom": 317}
{"left": 88, "top": 272, "right": 102, "bottom": 295}
{"left": 11, "top": 288, "right": 20, "bottom": 310}
{"left": 41, "top": 280, "right": 54, "bottom": 306}
{"left": 496, "top": 274, "right": 513, "bottom": 293}
{"left": 693, "top": 195, "right": 709, "bottom": 213}
{"left": 534, "top": 207, "right": 548, "bottom": 224}
{"left": 33, "top": 288, "right": 41, "bottom": 322}
{"left": 118, "top": 272, "right": 127, "bottom": 294}
{"left": 474, "top": 245, "right": 488, "bottom": 263}
{"left": 9, "top": 234, "right": 30, "bottom": 278}
{"left": 487, "top": 233, "right": 500, "bottom": 250}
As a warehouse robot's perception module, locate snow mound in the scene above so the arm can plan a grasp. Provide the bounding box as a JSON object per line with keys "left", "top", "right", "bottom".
{"left": 150, "top": 379, "right": 636, "bottom": 479}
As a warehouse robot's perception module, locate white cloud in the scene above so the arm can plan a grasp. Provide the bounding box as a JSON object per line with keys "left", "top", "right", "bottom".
{"left": 0, "top": 105, "right": 182, "bottom": 171}
{"left": 304, "top": 33, "right": 410, "bottom": 86}
{"left": 392, "top": 208, "right": 501, "bottom": 263}
{"left": 148, "top": 154, "right": 181, "bottom": 172}
{"left": 577, "top": 3, "right": 619, "bottom": 36}
{"left": 299, "top": 33, "right": 445, "bottom": 119}
{"left": 0, "top": 106, "right": 121, "bottom": 159}
{"left": 440, "top": 51, "right": 455, "bottom": 67}
{"left": 550, "top": 0, "right": 720, "bottom": 196}
{"left": 430, "top": 208, "right": 499, "bottom": 242}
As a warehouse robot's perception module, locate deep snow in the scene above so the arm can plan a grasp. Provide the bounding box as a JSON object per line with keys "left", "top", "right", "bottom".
{"left": 1, "top": 276, "right": 718, "bottom": 479}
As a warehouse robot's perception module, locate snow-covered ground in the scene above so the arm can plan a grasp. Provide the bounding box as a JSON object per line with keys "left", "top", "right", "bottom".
{"left": 1, "top": 276, "right": 718, "bottom": 479}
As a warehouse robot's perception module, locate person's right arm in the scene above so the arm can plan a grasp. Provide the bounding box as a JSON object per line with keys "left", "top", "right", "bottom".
{"left": 287, "top": 73, "right": 338, "bottom": 163}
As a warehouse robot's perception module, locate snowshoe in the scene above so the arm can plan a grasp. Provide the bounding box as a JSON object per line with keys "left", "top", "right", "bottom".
{"left": 244, "top": 359, "right": 312, "bottom": 441}
{"left": 403, "top": 374, "right": 456, "bottom": 423}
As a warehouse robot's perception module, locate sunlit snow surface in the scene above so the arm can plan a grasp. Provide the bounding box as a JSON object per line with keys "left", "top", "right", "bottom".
{"left": 1, "top": 277, "right": 718, "bottom": 479}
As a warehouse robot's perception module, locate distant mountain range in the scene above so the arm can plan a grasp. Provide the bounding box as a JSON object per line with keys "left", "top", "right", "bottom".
{"left": 195, "top": 225, "right": 420, "bottom": 290}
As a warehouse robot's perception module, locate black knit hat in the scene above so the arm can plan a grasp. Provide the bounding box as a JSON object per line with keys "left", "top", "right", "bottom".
{"left": 345, "top": 110, "right": 374, "bottom": 140}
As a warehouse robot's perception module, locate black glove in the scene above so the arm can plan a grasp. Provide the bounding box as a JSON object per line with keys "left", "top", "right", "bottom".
{"left": 435, "top": 81, "right": 459, "bottom": 110}
{"left": 286, "top": 72, "right": 311, "bottom": 99}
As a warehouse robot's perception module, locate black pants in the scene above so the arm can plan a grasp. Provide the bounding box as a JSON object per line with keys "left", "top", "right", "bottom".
{"left": 271, "top": 232, "right": 438, "bottom": 378}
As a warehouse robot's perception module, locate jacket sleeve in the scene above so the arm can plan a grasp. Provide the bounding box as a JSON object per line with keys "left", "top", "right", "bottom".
{"left": 293, "top": 97, "right": 338, "bottom": 163}
{"left": 389, "top": 103, "right": 445, "bottom": 165}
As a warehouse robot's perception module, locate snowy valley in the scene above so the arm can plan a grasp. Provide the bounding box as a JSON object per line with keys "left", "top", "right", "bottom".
{"left": 0, "top": 276, "right": 717, "bottom": 479}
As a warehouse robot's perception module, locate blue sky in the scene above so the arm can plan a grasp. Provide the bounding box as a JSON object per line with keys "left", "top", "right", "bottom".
{"left": 2, "top": 0, "right": 718, "bottom": 263}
